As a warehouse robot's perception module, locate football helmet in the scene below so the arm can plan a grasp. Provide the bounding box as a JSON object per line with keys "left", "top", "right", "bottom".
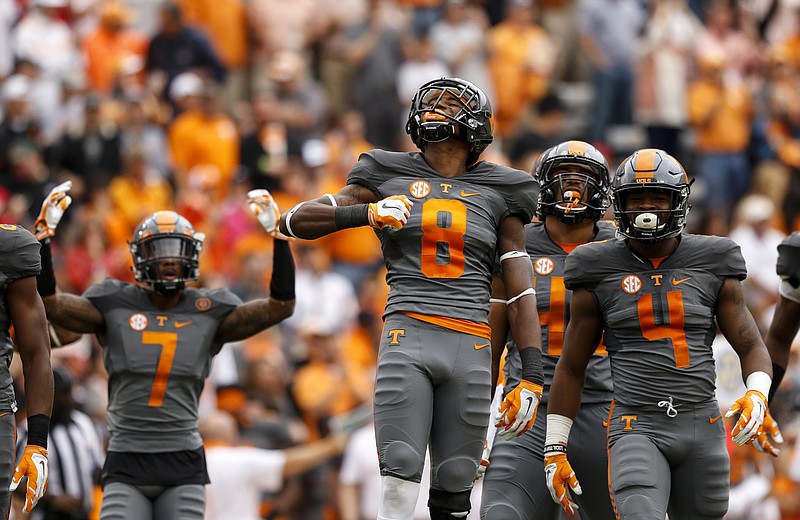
{"left": 129, "top": 211, "right": 204, "bottom": 295}
{"left": 406, "top": 77, "right": 493, "bottom": 165}
{"left": 777, "top": 232, "right": 800, "bottom": 288}
{"left": 533, "top": 140, "right": 610, "bottom": 224}
{"left": 613, "top": 148, "right": 692, "bottom": 242}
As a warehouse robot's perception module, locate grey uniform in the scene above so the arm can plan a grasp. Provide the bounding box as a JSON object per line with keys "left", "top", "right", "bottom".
{"left": 0, "top": 225, "right": 40, "bottom": 513}
{"left": 481, "top": 221, "right": 615, "bottom": 520}
{"left": 565, "top": 234, "right": 745, "bottom": 520}
{"left": 349, "top": 150, "right": 537, "bottom": 495}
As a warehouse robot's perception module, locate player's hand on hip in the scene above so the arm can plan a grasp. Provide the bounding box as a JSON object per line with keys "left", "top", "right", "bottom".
{"left": 474, "top": 440, "right": 490, "bottom": 481}
{"left": 34, "top": 181, "right": 72, "bottom": 240}
{"left": 10, "top": 445, "right": 48, "bottom": 513}
{"left": 247, "top": 189, "right": 282, "bottom": 236}
{"left": 750, "top": 408, "right": 783, "bottom": 457}
{"left": 726, "top": 389, "right": 767, "bottom": 445}
{"left": 494, "top": 379, "right": 543, "bottom": 440}
{"left": 544, "top": 447, "right": 581, "bottom": 516}
{"left": 368, "top": 195, "right": 413, "bottom": 231}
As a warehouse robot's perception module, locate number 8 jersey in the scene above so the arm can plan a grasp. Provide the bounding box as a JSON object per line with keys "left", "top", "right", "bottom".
{"left": 348, "top": 150, "right": 538, "bottom": 324}
{"left": 84, "top": 279, "right": 241, "bottom": 453}
{"left": 564, "top": 233, "right": 747, "bottom": 407}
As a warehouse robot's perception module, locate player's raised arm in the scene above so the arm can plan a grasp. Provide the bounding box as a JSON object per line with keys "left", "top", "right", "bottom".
{"left": 278, "top": 183, "right": 413, "bottom": 240}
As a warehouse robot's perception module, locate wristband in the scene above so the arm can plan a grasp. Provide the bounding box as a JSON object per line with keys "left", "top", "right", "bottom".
{"left": 334, "top": 204, "right": 370, "bottom": 230}
{"left": 37, "top": 240, "right": 56, "bottom": 297}
{"left": 520, "top": 347, "right": 544, "bottom": 385}
{"left": 769, "top": 363, "right": 786, "bottom": 401}
{"left": 27, "top": 414, "right": 50, "bottom": 449}
{"left": 746, "top": 370, "right": 771, "bottom": 399}
{"left": 543, "top": 443, "right": 568, "bottom": 454}
{"left": 545, "top": 413, "right": 573, "bottom": 447}
{"left": 269, "top": 240, "right": 296, "bottom": 301}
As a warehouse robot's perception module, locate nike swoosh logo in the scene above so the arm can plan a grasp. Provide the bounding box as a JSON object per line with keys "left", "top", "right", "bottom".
{"left": 174, "top": 321, "right": 192, "bottom": 329}
{"left": 474, "top": 342, "right": 490, "bottom": 350}
{"left": 37, "top": 459, "right": 46, "bottom": 475}
{"left": 672, "top": 277, "right": 691, "bottom": 286}
{"left": 710, "top": 415, "right": 722, "bottom": 424}
{"left": 460, "top": 190, "right": 480, "bottom": 197}
{"left": 523, "top": 396, "right": 534, "bottom": 414}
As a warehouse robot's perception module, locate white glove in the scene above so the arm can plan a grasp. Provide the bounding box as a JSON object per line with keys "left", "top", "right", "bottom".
{"left": 247, "top": 189, "right": 281, "bottom": 236}
{"left": 474, "top": 440, "right": 490, "bottom": 481}
{"left": 367, "top": 195, "right": 413, "bottom": 231}
{"left": 34, "top": 181, "right": 72, "bottom": 240}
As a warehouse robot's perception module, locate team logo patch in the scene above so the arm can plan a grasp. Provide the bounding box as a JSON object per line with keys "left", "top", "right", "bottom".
{"left": 129, "top": 313, "right": 148, "bottom": 331}
{"left": 534, "top": 257, "right": 554, "bottom": 276}
{"left": 0, "top": 224, "right": 17, "bottom": 231}
{"left": 621, "top": 274, "right": 642, "bottom": 294}
{"left": 409, "top": 181, "right": 431, "bottom": 199}
{"left": 195, "top": 297, "right": 212, "bottom": 311}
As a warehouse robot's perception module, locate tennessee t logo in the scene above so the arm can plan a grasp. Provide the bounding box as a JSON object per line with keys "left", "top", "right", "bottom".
{"left": 650, "top": 274, "right": 663, "bottom": 286}
{"left": 388, "top": 329, "right": 405, "bottom": 345}
{"left": 621, "top": 415, "right": 638, "bottom": 430}
{"left": 440, "top": 183, "right": 452, "bottom": 194}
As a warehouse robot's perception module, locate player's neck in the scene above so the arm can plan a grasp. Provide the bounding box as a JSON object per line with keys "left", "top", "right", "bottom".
{"left": 147, "top": 291, "right": 182, "bottom": 310}
{"left": 627, "top": 237, "right": 679, "bottom": 260}
{"left": 422, "top": 141, "right": 469, "bottom": 178}
{"left": 544, "top": 217, "right": 595, "bottom": 245}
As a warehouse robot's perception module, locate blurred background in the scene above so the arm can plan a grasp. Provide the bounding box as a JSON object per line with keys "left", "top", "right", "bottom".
{"left": 2, "top": 0, "right": 800, "bottom": 518}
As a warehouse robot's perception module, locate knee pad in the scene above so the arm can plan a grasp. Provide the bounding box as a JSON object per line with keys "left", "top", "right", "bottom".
{"left": 481, "top": 503, "right": 523, "bottom": 520}
{"left": 428, "top": 488, "right": 472, "bottom": 520}
{"left": 433, "top": 456, "right": 476, "bottom": 492}
{"left": 382, "top": 441, "right": 424, "bottom": 481}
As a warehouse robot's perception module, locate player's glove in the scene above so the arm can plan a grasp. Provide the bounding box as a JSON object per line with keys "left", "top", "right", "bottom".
{"left": 474, "top": 440, "right": 490, "bottom": 481}
{"left": 495, "top": 379, "right": 543, "bottom": 440}
{"left": 34, "top": 181, "right": 72, "bottom": 240}
{"left": 726, "top": 389, "right": 767, "bottom": 445}
{"left": 750, "top": 408, "right": 783, "bottom": 457}
{"left": 544, "top": 446, "right": 581, "bottom": 516}
{"left": 247, "top": 189, "right": 281, "bottom": 236}
{"left": 10, "top": 445, "right": 48, "bottom": 514}
{"left": 367, "top": 195, "right": 412, "bottom": 231}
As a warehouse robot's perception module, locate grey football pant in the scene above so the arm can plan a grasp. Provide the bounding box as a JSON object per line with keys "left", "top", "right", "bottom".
{"left": 374, "top": 313, "right": 492, "bottom": 494}
{"left": 607, "top": 400, "right": 729, "bottom": 520}
{"left": 0, "top": 411, "right": 14, "bottom": 518}
{"left": 99, "top": 482, "right": 205, "bottom": 520}
{"left": 481, "top": 401, "right": 614, "bottom": 520}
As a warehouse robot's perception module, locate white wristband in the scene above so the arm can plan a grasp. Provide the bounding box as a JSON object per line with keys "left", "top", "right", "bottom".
{"left": 323, "top": 193, "right": 337, "bottom": 207}
{"left": 283, "top": 201, "right": 305, "bottom": 239}
{"left": 500, "top": 250, "right": 528, "bottom": 262}
{"left": 545, "top": 413, "right": 573, "bottom": 446}
{"left": 489, "top": 298, "right": 508, "bottom": 304}
{"left": 746, "top": 371, "right": 771, "bottom": 398}
{"left": 506, "top": 287, "right": 535, "bottom": 306}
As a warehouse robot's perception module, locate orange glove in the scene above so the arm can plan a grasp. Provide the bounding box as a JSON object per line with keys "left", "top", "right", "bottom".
{"left": 247, "top": 189, "right": 282, "bottom": 236}
{"left": 10, "top": 445, "right": 48, "bottom": 513}
{"left": 726, "top": 389, "right": 767, "bottom": 445}
{"left": 34, "top": 181, "right": 72, "bottom": 240}
{"left": 495, "top": 379, "right": 543, "bottom": 440}
{"left": 544, "top": 447, "right": 581, "bottom": 516}
{"left": 750, "top": 409, "right": 783, "bottom": 457}
{"left": 474, "top": 440, "right": 490, "bottom": 481}
{"left": 367, "top": 195, "right": 413, "bottom": 231}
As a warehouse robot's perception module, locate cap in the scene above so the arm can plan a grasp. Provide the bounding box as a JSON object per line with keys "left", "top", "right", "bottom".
{"left": 169, "top": 72, "right": 203, "bottom": 102}
{"left": 737, "top": 194, "right": 774, "bottom": 223}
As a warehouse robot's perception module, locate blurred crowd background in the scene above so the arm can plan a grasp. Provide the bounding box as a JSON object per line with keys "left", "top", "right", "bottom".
{"left": 2, "top": 0, "right": 800, "bottom": 518}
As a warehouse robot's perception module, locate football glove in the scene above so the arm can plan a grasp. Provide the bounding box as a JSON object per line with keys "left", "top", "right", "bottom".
{"left": 34, "top": 181, "right": 72, "bottom": 240}
{"left": 474, "top": 440, "right": 490, "bottom": 481}
{"left": 726, "top": 389, "right": 767, "bottom": 445}
{"left": 10, "top": 445, "right": 48, "bottom": 514}
{"left": 750, "top": 408, "right": 783, "bottom": 457}
{"left": 247, "top": 189, "right": 281, "bottom": 236}
{"left": 544, "top": 447, "right": 581, "bottom": 516}
{"left": 495, "top": 379, "right": 543, "bottom": 440}
{"left": 367, "top": 195, "right": 412, "bottom": 231}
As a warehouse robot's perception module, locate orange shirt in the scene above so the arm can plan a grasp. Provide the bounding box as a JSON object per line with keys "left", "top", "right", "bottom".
{"left": 177, "top": 0, "right": 247, "bottom": 68}
{"left": 687, "top": 80, "right": 752, "bottom": 153}
{"left": 82, "top": 27, "right": 147, "bottom": 93}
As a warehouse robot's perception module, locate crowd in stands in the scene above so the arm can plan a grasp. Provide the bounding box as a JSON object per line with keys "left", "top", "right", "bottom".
{"left": 2, "top": 0, "right": 800, "bottom": 518}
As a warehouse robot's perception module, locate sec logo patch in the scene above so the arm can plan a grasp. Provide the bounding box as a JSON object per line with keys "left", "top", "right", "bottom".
{"left": 534, "top": 257, "right": 554, "bottom": 276}
{"left": 621, "top": 274, "right": 642, "bottom": 294}
{"left": 409, "top": 180, "right": 431, "bottom": 199}
{"left": 195, "top": 297, "right": 212, "bottom": 311}
{"left": 129, "top": 313, "right": 148, "bottom": 331}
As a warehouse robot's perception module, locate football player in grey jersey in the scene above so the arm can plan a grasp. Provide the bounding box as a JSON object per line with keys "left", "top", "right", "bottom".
{"left": 278, "top": 77, "right": 545, "bottom": 520}
{"left": 545, "top": 149, "right": 778, "bottom": 519}
{"left": 0, "top": 220, "right": 54, "bottom": 515}
{"left": 766, "top": 231, "right": 800, "bottom": 401}
{"left": 33, "top": 186, "right": 296, "bottom": 520}
{"left": 481, "top": 140, "right": 615, "bottom": 520}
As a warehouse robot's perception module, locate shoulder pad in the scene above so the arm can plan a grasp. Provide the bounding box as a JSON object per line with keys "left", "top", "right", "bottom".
{"left": 0, "top": 225, "right": 41, "bottom": 284}
{"left": 777, "top": 232, "right": 800, "bottom": 288}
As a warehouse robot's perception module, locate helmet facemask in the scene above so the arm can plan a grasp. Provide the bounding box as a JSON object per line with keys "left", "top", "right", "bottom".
{"left": 613, "top": 185, "right": 691, "bottom": 242}
{"left": 538, "top": 164, "right": 609, "bottom": 224}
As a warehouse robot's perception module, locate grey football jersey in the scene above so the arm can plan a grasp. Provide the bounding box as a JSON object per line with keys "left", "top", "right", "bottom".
{"left": 504, "top": 221, "right": 615, "bottom": 404}
{"left": 85, "top": 280, "right": 241, "bottom": 452}
{"left": 348, "top": 150, "right": 538, "bottom": 324}
{"left": 0, "top": 225, "right": 41, "bottom": 408}
{"left": 565, "top": 234, "right": 746, "bottom": 407}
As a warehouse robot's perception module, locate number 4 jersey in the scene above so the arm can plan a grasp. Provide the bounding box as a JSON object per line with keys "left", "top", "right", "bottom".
{"left": 84, "top": 279, "right": 242, "bottom": 453}
{"left": 564, "top": 234, "right": 747, "bottom": 407}
{"left": 348, "top": 150, "right": 538, "bottom": 325}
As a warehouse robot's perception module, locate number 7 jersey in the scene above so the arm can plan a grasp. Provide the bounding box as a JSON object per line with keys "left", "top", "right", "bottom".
{"left": 564, "top": 234, "right": 747, "bottom": 407}
{"left": 348, "top": 150, "right": 539, "bottom": 324}
{"left": 84, "top": 279, "right": 242, "bottom": 453}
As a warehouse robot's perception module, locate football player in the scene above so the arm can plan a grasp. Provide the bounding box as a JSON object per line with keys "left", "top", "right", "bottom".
{"left": 545, "top": 149, "right": 777, "bottom": 519}
{"left": 277, "top": 77, "right": 545, "bottom": 520}
{"left": 0, "top": 221, "right": 54, "bottom": 515}
{"left": 766, "top": 232, "right": 800, "bottom": 401}
{"left": 33, "top": 182, "right": 296, "bottom": 520}
{"left": 481, "top": 140, "right": 615, "bottom": 520}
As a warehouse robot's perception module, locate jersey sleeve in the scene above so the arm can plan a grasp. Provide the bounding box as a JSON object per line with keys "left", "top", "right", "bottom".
{"left": 83, "top": 279, "right": 128, "bottom": 312}
{"left": 711, "top": 236, "right": 747, "bottom": 281}
{"left": 564, "top": 242, "right": 607, "bottom": 291}
{"left": 493, "top": 167, "right": 539, "bottom": 222}
{"left": 345, "top": 150, "right": 385, "bottom": 197}
{"left": 200, "top": 287, "right": 243, "bottom": 322}
{"left": 779, "top": 281, "right": 800, "bottom": 304}
{"left": 0, "top": 226, "right": 41, "bottom": 288}
{"left": 777, "top": 232, "right": 800, "bottom": 288}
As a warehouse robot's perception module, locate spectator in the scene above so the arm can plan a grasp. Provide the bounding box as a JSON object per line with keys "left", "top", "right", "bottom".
{"left": 396, "top": 35, "right": 450, "bottom": 108}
